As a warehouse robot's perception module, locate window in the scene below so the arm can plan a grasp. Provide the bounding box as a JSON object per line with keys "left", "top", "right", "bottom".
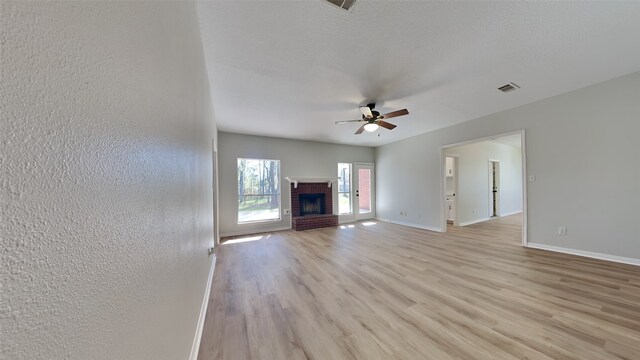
{"left": 237, "top": 158, "right": 281, "bottom": 223}
{"left": 338, "top": 163, "right": 352, "bottom": 214}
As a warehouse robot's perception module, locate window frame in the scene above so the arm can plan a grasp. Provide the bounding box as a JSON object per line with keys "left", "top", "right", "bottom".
{"left": 237, "top": 158, "right": 282, "bottom": 224}
{"left": 337, "top": 162, "right": 352, "bottom": 215}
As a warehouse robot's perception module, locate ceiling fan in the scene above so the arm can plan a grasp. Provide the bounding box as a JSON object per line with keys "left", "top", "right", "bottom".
{"left": 335, "top": 103, "right": 409, "bottom": 135}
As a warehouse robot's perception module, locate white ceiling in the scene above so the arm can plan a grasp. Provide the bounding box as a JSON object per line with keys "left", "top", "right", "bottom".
{"left": 197, "top": 0, "right": 640, "bottom": 147}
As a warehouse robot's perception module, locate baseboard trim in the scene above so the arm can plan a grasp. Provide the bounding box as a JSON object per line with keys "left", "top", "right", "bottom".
{"left": 459, "top": 217, "right": 491, "bottom": 227}
{"left": 189, "top": 255, "right": 217, "bottom": 360}
{"left": 500, "top": 210, "right": 523, "bottom": 217}
{"left": 375, "top": 218, "right": 443, "bottom": 233}
{"left": 527, "top": 243, "right": 640, "bottom": 267}
{"left": 220, "top": 226, "right": 290, "bottom": 238}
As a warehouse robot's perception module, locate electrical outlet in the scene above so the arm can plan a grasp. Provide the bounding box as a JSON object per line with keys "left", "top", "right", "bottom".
{"left": 558, "top": 227, "right": 567, "bottom": 236}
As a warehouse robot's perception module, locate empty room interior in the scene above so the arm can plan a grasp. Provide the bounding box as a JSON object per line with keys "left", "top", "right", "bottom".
{"left": 3, "top": 1, "right": 640, "bottom": 359}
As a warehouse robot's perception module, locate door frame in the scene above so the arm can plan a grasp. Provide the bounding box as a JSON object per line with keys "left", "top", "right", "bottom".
{"left": 440, "top": 129, "right": 527, "bottom": 247}
{"left": 212, "top": 139, "right": 220, "bottom": 247}
{"left": 488, "top": 159, "right": 501, "bottom": 217}
{"left": 354, "top": 162, "right": 375, "bottom": 220}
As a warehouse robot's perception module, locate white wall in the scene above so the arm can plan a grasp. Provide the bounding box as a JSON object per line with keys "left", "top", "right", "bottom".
{"left": 1, "top": 2, "right": 216, "bottom": 359}
{"left": 376, "top": 71, "right": 640, "bottom": 260}
{"left": 218, "top": 132, "right": 374, "bottom": 236}
{"left": 445, "top": 141, "right": 522, "bottom": 225}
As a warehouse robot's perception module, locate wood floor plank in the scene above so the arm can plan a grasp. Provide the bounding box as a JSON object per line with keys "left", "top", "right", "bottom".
{"left": 198, "top": 215, "right": 640, "bottom": 359}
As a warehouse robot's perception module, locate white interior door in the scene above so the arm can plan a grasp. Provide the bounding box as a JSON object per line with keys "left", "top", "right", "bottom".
{"left": 354, "top": 163, "right": 375, "bottom": 220}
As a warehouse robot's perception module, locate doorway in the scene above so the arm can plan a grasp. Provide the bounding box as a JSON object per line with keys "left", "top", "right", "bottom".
{"left": 440, "top": 130, "right": 527, "bottom": 246}
{"left": 354, "top": 163, "right": 375, "bottom": 220}
{"left": 489, "top": 160, "right": 500, "bottom": 217}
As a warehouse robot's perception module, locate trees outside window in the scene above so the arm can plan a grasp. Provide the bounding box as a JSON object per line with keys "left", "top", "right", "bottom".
{"left": 238, "top": 158, "right": 281, "bottom": 223}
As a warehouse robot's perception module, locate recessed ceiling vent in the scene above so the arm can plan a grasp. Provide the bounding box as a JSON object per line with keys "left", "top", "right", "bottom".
{"left": 326, "top": 0, "right": 357, "bottom": 11}
{"left": 498, "top": 82, "right": 520, "bottom": 93}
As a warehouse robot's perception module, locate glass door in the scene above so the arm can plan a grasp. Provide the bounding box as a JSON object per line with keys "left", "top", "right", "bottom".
{"left": 354, "top": 163, "right": 375, "bottom": 220}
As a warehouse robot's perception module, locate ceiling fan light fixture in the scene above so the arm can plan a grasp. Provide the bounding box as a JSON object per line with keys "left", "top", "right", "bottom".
{"left": 364, "top": 123, "right": 379, "bottom": 132}
{"left": 338, "top": 104, "right": 408, "bottom": 135}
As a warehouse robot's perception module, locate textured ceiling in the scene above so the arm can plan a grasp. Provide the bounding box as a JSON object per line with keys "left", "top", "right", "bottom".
{"left": 197, "top": 1, "right": 640, "bottom": 147}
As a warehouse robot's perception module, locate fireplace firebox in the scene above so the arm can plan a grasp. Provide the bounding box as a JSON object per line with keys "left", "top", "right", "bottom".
{"left": 299, "top": 193, "right": 325, "bottom": 216}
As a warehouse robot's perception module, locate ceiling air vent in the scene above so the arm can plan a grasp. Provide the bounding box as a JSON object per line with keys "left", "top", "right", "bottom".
{"left": 326, "top": 0, "right": 357, "bottom": 11}
{"left": 498, "top": 82, "right": 520, "bottom": 93}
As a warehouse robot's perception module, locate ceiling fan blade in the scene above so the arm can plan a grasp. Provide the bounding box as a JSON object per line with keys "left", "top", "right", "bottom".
{"left": 381, "top": 109, "right": 409, "bottom": 119}
{"left": 354, "top": 124, "right": 366, "bottom": 135}
{"left": 335, "top": 119, "right": 364, "bottom": 124}
{"left": 360, "top": 106, "right": 373, "bottom": 119}
{"left": 376, "top": 120, "right": 397, "bottom": 130}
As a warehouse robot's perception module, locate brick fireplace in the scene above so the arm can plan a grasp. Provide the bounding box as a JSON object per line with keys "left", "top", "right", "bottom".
{"left": 287, "top": 177, "right": 339, "bottom": 231}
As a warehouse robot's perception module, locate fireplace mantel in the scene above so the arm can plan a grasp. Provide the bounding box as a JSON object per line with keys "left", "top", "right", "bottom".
{"left": 285, "top": 177, "right": 339, "bottom": 188}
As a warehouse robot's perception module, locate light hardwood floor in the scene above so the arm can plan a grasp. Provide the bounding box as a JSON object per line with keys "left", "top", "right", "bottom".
{"left": 198, "top": 215, "right": 640, "bottom": 359}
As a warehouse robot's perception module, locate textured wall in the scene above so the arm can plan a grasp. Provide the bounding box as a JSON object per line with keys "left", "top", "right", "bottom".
{"left": 1, "top": 2, "right": 216, "bottom": 359}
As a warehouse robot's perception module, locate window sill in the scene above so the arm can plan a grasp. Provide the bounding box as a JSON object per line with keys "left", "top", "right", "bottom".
{"left": 237, "top": 218, "right": 282, "bottom": 225}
